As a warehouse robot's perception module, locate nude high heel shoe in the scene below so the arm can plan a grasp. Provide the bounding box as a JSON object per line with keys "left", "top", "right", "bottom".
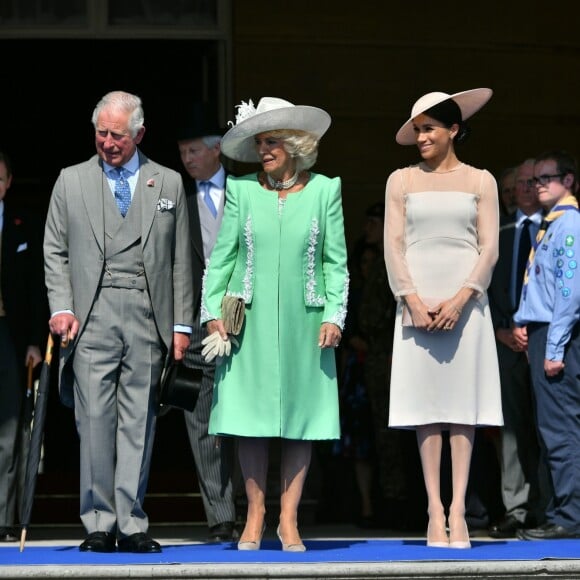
{"left": 237, "top": 522, "right": 266, "bottom": 551}
{"left": 426, "top": 523, "right": 449, "bottom": 547}
{"left": 449, "top": 517, "right": 471, "bottom": 549}
{"left": 426, "top": 517, "right": 449, "bottom": 548}
{"left": 276, "top": 525, "right": 306, "bottom": 552}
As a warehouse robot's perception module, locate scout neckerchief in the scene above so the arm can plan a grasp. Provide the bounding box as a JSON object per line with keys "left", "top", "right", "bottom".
{"left": 521, "top": 194, "right": 579, "bottom": 300}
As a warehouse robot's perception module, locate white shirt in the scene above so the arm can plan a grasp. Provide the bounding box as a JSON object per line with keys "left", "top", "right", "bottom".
{"left": 196, "top": 165, "right": 226, "bottom": 261}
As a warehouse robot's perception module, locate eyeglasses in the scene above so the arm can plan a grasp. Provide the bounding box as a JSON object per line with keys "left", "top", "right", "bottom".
{"left": 532, "top": 174, "right": 564, "bottom": 186}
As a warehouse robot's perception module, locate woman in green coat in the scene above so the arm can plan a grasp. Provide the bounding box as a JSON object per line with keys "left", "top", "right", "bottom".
{"left": 201, "top": 97, "right": 349, "bottom": 552}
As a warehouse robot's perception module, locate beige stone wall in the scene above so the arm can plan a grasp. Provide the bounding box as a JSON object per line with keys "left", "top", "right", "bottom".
{"left": 229, "top": 2, "right": 579, "bottom": 245}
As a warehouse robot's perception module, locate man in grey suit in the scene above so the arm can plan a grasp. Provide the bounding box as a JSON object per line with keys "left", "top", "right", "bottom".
{"left": 44, "top": 91, "right": 193, "bottom": 553}
{"left": 487, "top": 158, "right": 548, "bottom": 538}
{"left": 176, "top": 104, "right": 238, "bottom": 542}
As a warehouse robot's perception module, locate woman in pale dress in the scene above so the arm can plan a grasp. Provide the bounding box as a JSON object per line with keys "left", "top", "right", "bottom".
{"left": 384, "top": 89, "right": 502, "bottom": 548}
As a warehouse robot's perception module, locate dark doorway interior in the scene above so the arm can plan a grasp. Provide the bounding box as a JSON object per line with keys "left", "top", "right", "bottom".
{"left": 0, "top": 38, "right": 220, "bottom": 214}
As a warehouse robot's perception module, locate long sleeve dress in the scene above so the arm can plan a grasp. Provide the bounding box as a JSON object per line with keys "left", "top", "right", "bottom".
{"left": 201, "top": 172, "right": 349, "bottom": 440}
{"left": 384, "top": 162, "right": 503, "bottom": 429}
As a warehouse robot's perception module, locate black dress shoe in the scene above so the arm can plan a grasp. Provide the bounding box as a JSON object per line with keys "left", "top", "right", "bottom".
{"left": 208, "top": 521, "right": 239, "bottom": 542}
{"left": 79, "top": 531, "right": 116, "bottom": 552}
{"left": 517, "top": 522, "right": 580, "bottom": 540}
{"left": 118, "top": 532, "right": 161, "bottom": 553}
{"left": 489, "top": 515, "right": 523, "bottom": 539}
{"left": 0, "top": 528, "right": 18, "bottom": 542}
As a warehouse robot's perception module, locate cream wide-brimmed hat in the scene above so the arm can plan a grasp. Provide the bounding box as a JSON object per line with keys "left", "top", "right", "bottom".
{"left": 395, "top": 88, "right": 493, "bottom": 145}
{"left": 220, "top": 97, "right": 331, "bottom": 162}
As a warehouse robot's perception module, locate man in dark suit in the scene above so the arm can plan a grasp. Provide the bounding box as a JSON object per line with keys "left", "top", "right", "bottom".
{"left": 487, "top": 158, "right": 548, "bottom": 538}
{"left": 44, "top": 91, "right": 193, "bottom": 553}
{"left": 176, "top": 104, "right": 238, "bottom": 542}
{"left": 0, "top": 151, "right": 46, "bottom": 542}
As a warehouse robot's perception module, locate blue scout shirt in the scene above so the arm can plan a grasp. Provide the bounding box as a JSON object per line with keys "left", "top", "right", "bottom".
{"left": 513, "top": 209, "right": 580, "bottom": 361}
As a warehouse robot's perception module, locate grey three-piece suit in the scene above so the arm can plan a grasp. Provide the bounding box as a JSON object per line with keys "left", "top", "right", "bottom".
{"left": 43, "top": 151, "right": 193, "bottom": 538}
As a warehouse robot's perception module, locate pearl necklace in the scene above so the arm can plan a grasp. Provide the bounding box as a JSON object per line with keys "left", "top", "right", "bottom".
{"left": 266, "top": 171, "right": 299, "bottom": 191}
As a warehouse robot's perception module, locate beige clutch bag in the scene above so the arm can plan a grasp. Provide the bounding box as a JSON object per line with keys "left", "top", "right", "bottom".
{"left": 401, "top": 297, "right": 443, "bottom": 327}
{"left": 221, "top": 295, "right": 245, "bottom": 335}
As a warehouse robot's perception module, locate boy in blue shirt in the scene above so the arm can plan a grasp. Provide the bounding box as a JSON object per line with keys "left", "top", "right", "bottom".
{"left": 513, "top": 150, "right": 580, "bottom": 540}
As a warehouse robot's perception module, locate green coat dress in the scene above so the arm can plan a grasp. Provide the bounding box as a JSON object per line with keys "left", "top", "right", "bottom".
{"left": 201, "top": 172, "right": 349, "bottom": 440}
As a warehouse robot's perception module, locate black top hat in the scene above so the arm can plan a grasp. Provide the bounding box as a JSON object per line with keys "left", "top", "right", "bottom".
{"left": 177, "top": 102, "right": 225, "bottom": 141}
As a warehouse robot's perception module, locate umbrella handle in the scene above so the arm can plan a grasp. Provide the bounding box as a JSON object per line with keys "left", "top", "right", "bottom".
{"left": 45, "top": 334, "right": 54, "bottom": 365}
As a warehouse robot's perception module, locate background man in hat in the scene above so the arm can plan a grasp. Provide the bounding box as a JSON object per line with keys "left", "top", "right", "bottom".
{"left": 176, "top": 103, "right": 238, "bottom": 542}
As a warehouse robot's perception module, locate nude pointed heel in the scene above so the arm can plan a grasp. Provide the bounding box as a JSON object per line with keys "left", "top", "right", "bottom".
{"left": 449, "top": 517, "right": 471, "bottom": 549}
{"left": 426, "top": 520, "right": 449, "bottom": 548}
{"left": 237, "top": 522, "right": 266, "bottom": 551}
{"left": 276, "top": 525, "right": 306, "bottom": 552}
{"left": 426, "top": 509, "right": 449, "bottom": 548}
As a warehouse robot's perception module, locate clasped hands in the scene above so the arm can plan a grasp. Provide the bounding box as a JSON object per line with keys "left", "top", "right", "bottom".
{"left": 405, "top": 294, "right": 467, "bottom": 332}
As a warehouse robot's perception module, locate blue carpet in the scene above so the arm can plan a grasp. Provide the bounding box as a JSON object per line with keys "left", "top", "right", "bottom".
{"left": 1, "top": 539, "right": 579, "bottom": 566}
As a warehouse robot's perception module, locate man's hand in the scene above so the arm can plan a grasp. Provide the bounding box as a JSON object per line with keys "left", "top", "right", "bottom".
{"left": 173, "top": 332, "right": 190, "bottom": 361}
{"left": 497, "top": 327, "right": 522, "bottom": 351}
{"left": 544, "top": 359, "right": 564, "bottom": 377}
{"left": 25, "top": 346, "right": 42, "bottom": 368}
{"left": 48, "top": 313, "right": 80, "bottom": 346}
{"left": 512, "top": 325, "right": 528, "bottom": 351}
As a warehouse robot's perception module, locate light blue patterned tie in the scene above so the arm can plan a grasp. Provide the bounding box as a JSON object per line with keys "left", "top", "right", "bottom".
{"left": 200, "top": 180, "right": 217, "bottom": 218}
{"left": 113, "top": 167, "right": 131, "bottom": 217}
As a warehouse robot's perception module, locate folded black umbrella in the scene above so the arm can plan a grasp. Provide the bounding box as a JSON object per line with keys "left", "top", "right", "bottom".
{"left": 19, "top": 334, "right": 54, "bottom": 552}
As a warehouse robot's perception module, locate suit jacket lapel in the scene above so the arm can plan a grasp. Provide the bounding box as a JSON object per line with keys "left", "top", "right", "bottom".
{"left": 138, "top": 152, "right": 161, "bottom": 249}
{"left": 185, "top": 179, "right": 204, "bottom": 264}
{"left": 82, "top": 156, "right": 106, "bottom": 254}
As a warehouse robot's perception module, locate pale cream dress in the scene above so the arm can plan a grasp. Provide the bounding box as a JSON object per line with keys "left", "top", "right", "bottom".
{"left": 384, "top": 162, "right": 503, "bottom": 429}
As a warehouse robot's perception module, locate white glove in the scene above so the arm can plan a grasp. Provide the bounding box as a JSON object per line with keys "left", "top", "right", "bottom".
{"left": 201, "top": 331, "right": 239, "bottom": 363}
{"left": 217, "top": 335, "right": 239, "bottom": 366}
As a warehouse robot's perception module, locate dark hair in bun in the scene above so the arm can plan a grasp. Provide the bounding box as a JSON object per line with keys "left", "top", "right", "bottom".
{"left": 424, "top": 98, "right": 471, "bottom": 144}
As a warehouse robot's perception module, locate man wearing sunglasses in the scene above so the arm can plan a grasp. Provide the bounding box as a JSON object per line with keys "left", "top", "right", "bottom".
{"left": 512, "top": 150, "right": 580, "bottom": 540}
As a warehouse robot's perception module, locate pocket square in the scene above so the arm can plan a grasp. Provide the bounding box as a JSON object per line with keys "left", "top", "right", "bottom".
{"left": 17, "top": 242, "right": 28, "bottom": 252}
{"left": 156, "top": 198, "right": 175, "bottom": 211}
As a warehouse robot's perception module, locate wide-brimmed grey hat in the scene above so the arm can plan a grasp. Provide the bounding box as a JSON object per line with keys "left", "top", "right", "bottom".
{"left": 396, "top": 88, "right": 493, "bottom": 145}
{"left": 221, "top": 97, "right": 331, "bottom": 162}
